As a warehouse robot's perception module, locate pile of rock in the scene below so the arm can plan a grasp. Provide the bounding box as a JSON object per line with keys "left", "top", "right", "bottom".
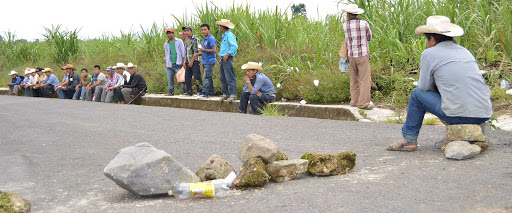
{"left": 104, "top": 135, "right": 357, "bottom": 196}
{"left": 443, "top": 124, "right": 490, "bottom": 160}
{"left": 0, "top": 190, "right": 31, "bottom": 213}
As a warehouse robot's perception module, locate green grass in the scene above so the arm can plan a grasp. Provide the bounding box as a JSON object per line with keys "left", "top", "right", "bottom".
{"left": 1, "top": 0, "right": 511, "bottom": 109}
{"left": 260, "top": 104, "right": 288, "bottom": 117}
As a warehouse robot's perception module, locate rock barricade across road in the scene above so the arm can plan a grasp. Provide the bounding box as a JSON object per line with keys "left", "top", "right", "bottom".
{"left": 233, "top": 157, "right": 269, "bottom": 187}
{"left": 301, "top": 151, "right": 357, "bottom": 176}
{"left": 196, "top": 154, "right": 236, "bottom": 181}
{"left": 265, "top": 159, "right": 308, "bottom": 182}
{"left": 103, "top": 142, "right": 200, "bottom": 196}
{"left": 238, "top": 134, "right": 278, "bottom": 164}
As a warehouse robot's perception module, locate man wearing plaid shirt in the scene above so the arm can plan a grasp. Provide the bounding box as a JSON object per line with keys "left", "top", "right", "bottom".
{"left": 343, "top": 4, "right": 373, "bottom": 110}
{"left": 182, "top": 26, "right": 203, "bottom": 96}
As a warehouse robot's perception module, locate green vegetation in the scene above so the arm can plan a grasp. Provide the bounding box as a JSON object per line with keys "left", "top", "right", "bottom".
{"left": 260, "top": 104, "right": 288, "bottom": 117}
{"left": 1, "top": 0, "right": 511, "bottom": 110}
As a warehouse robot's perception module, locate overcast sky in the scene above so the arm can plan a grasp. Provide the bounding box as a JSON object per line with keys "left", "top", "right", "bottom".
{"left": 1, "top": 0, "right": 343, "bottom": 41}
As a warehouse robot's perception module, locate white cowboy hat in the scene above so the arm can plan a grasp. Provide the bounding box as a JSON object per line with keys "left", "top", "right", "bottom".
{"left": 126, "top": 62, "right": 137, "bottom": 68}
{"left": 8, "top": 70, "right": 18, "bottom": 75}
{"left": 24, "top": 70, "right": 31, "bottom": 75}
{"left": 215, "top": 19, "right": 235, "bottom": 29}
{"left": 343, "top": 4, "right": 364, "bottom": 15}
{"left": 415, "top": 15, "right": 464, "bottom": 37}
{"left": 29, "top": 69, "right": 36, "bottom": 74}
{"left": 241, "top": 62, "right": 263, "bottom": 71}
{"left": 114, "top": 63, "right": 127, "bottom": 69}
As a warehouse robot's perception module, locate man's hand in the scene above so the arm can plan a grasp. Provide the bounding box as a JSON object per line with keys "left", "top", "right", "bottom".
{"left": 223, "top": 55, "right": 229, "bottom": 62}
{"left": 75, "top": 85, "right": 79, "bottom": 91}
{"left": 199, "top": 47, "right": 205, "bottom": 52}
{"left": 86, "top": 86, "right": 91, "bottom": 92}
{"left": 34, "top": 85, "right": 39, "bottom": 89}
{"left": 188, "top": 62, "right": 193, "bottom": 68}
{"left": 62, "top": 86, "right": 67, "bottom": 90}
{"left": 256, "top": 91, "right": 262, "bottom": 97}
{"left": 194, "top": 52, "right": 199, "bottom": 57}
{"left": 7, "top": 83, "right": 12, "bottom": 86}
{"left": 243, "top": 75, "right": 250, "bottom": 82}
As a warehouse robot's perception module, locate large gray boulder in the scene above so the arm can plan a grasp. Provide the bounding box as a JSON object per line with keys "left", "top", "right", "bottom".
{"left": 265, "top": 159, "right": 308, "bottom": 182}
{"left": 446, "top": 125, "right": 485, "bottom": 142}
{"left": 444, "top": 141, "right": 482, "bottom": 160}
{"left": 104, "top": 142, "right": 200, "bottom": 196}
{"left": 196, "top": 154, "right": 236, "bottom": 181}
{"left": 239, "top": 134, "right": 278, "bottom": 164}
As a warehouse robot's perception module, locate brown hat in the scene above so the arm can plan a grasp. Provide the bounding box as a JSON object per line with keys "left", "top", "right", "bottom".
{"left": 62, "top": 64, "right": 76, "bottom": 71}
{"left": 43, "top": 68, "right": 53, "bottom": 73}
{"left": 215, "top": 19, "right": 235, "bottom": 29}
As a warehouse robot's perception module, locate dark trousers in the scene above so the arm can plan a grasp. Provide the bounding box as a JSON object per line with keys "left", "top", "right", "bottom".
{"left": 63, "top": 88, "right": 76, "bottom": 99}
{"left": 41, "top": 85, "right": 55, "bottom": 98}
{"left": 185, "top": 61, "right": 202, "bottom": 94}
{"left": 239, "top": 92, "right": 275, "bottom": 115}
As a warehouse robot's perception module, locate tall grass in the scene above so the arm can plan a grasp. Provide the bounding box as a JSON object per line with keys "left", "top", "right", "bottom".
{"left": 0, "top": 0, "right": 511, "bottom": 108}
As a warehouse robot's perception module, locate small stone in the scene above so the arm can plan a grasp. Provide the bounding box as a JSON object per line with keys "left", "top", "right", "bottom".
{"left": 265, "top": 159, "right": 308, "bottom": 182}
{"left": 473, "top": 142, "right": 489, "bottom": 152}
{"left": 104, "top": 142, "right": 200, "bottom": 196}
{"left": 446, "top": 125, "right": 486, "bottom": 142}
{"left": 275, "top": 150, "right": 288, "bottom": 161}
{"left": 239, "top": 134, "right": 278, "bottom": 164}
{"left": 301, "top": 151, "right": 356, "bottom": 176}
{"left": 233, "top": 158, "right": 269, "bottom": 187}
{"left": 196, "top": 154, "right": 236, "bottom": 181}
{"left": 0, "top": 191, "right": 31, "bottom": 213}
{"left": 444, "top": 141, "right": 482, "bottom": 160}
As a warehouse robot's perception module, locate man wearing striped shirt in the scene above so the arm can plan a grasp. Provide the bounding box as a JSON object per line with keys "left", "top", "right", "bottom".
{"left": 342, "top": 4, "right": 373, "bottom": 110}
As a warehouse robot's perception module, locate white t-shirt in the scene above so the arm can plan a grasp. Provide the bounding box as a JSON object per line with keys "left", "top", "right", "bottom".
{"left": 123, "top": 71, "right": 131, "bottom": 83}
{"left": 97, "top": 72, "right": 107, "bottom": 87}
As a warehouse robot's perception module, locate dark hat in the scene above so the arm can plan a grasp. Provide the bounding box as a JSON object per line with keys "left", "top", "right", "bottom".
{"left": 182, "top": 26, "right": 193, "bottom": 31}
{"left": 36, "top": 67, "right": 44, "bottom": 72}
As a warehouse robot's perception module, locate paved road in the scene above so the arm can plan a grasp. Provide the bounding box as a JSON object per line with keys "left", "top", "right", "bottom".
{"left": 1, "top": 95, "right": 511, "bottom": 213}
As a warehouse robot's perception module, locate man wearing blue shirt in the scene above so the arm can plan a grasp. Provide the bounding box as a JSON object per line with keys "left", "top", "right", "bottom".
{"left": 6, "top": 70, "right": 22, "bottom": 96}
{"left": 36, "top": 68, "right": 60, "bottom": 98}
{"left": 215, "top": 19, "right": 238, "bottom": 102}
{"left": 239, "top": 62, "right": 276, "bottom": 115}
{"left": 198, "top": 23, "right": 217, "bottom": 98}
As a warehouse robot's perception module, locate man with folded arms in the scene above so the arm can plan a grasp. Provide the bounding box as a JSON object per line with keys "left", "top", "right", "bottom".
{"left": 387, "top": 16, "right": 492, "bottom": 151}
{"left": 73, "top": 68, "right": 92, "bottom": 100}
{"left": 239, "top": 62, "right": 276, "bottom": 115}
{"left": 121, "top": 63, "right": 147, "bottom": 104}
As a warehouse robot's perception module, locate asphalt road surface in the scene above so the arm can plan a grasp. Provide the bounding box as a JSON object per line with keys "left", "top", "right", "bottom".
{"left": 1, "top": 95, "right": 511, "bottom": 213}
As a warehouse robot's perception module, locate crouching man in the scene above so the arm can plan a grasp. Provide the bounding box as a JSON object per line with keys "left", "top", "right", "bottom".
{"left": 387, "top": 16, "right": 492, "bottom": 151}
{"left": 121, "top": 63, "right": 147, "bottom": 104}
{"left": 239, "top": 62, "right": 276, "bottom": 115}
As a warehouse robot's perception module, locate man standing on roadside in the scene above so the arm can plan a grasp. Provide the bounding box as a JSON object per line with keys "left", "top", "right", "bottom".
{"left": 342, "top": 4, "right": 373, "bottom": 110}
{"left": 215, "top": 19, "right": 238, "bottom": 102}
{"left": 164, "top": 28, "right": 185, "bottom": 96}
{"left": 182, "top": 26, "right": 203, "bottom": 96}
{"left": 197, "top": 23, "right": 217, "bottom": 98}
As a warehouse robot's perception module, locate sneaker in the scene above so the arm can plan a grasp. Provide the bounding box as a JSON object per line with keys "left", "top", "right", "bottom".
{"left": 198, "top": 94, "right": 208, "bottom": 99}
{"left": 226, "top": 97, "right": 236, "bottom": 102}
{"left": 219, "top": 96, "right": 228, "bottom": 102}
{"left": 165, "top": 93, "right": 174, "bottom": 96}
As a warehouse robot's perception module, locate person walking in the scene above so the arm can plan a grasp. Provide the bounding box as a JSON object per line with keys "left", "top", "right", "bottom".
{"left": 342, "top": 4, "right": 373, "bottom": 110}
{"left": 164, "top": 28, "right": 185, "bottom": 96}
{"left": 215, "top": 19, "right": 238, "bottom": 102}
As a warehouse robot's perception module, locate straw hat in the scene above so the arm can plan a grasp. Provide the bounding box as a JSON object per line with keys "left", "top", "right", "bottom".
{"left": 415, "top": 15, "right": 464, "bottom": 37}
{"left": 215, "top": 19, "right": 235, "bottom": 29}
{"left": 7, "top": 70, "right": 18, "bottom": 76}
{"left": 43, "top": 68, "right": 53, "bottom": 73}
{"left": 343, "top": 4, "right": 364, "bottom": 15}
{"left": 114, "top": 63, "right": 127, "bottom": 69}
{"left": 62, "top": 64, "right": 76, "bottom": 71}
{"left": 126, "top": 62, "right": 137, "bottom": 69}
{"left": 241, "top": 62, "right": 263, "bottom": 71}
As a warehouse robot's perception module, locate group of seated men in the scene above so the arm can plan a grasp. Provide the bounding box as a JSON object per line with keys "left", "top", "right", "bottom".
{"left": 6, "top": 63, "right": 147, "bottom": 104}
{"left": 7, "top": 61, "right": 276, "bottom": 114}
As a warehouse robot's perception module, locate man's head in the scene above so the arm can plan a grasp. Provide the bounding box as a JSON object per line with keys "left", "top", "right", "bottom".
{"left": 347, "top": 13, "right": 359, "bottom": 19}
{"left": 201, "top": 23, "right": 210, "bottom": 37}
{"left": 215, "top": 19, "right": 234, "bottom": 33}
{"left": 219, "top": 25, "right": 229, "bottom": 33}
{"left": 105, "top": 66, "right": 115, "bottom": 76}
{"left": 241, "top": 62, "right": 263, "bottom": 78}
{"left": 43, "top": 68, "right": 53, "bottom": 76}
{"left": 415, "top": 16, "right": 463, "bottom": 48}
{"left": 424, "top": 33, "right": 455, "bottom": 48}
{"left": 30, "top": 69, "right": 36, "bottom": 77}
{"left": 126, "top": 63, "right": 137, "bottom": 75}
{"left": 182, "top": 26, "right": 193, "bottom": 38}
{"left": 36, "top": 69, "right": 43, "bottom": 76}
{"left": 343, "top": 4, "right": 364, "bottom": 20}
{"left": 115, "top": 63, "right": 126, "bottom": 74}
{"left": 81, "top": 68, "right": 88, "bottom": 77}
{"left": 93, "top": 65, "right": 101, "bottom": 75}
{"left": 165, "top": 28, "right": 175, "bottom": 40}
{"left": 62, "top": 64, "right": 76, "bottom": 73}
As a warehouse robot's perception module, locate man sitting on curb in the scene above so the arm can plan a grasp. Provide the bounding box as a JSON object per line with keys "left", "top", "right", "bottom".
{"left": 102, "top": 66, "right": 123, "bottom": 103}
{"left": 32, "top": 68, "right": 46, "bottom": 97}
{"left": 86, "top": 65, "right": 106, "bottom": 102}
{"left": 239, "top": 62, "right": 276, "bottom": 115}
{"left": 121, "top": 63, "right": 147, "bottom": 104}
{"left": 7, "top": 70, "right": 23, "bottom": 96}
{"left": 55, "top": 67, "right": 69, "bottom": 99}
{"left": 36, "top": 68, "right": 59, "bottom": 98}
{"left": 387, "top": 16, "right": 492, "bottom": 151}
{"left": 59, "top": 64, "right": 80, "bottom": 99}
{"left": 73, "top": 68, "right": 92, "bottom": 100}
{"left": 19, "top": 69, "right": 31, "bottom": 96}
{"left": 24, "top": 69, "right": 37, "bottom": 97}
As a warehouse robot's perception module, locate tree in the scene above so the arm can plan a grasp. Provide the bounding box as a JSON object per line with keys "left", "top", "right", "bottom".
{"left": 291, "top": 3, "right": 307, "bottom": 17}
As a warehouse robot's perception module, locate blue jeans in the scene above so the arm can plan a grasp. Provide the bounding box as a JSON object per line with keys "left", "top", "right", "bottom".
{"left": 219, "top": 56, "right": 237, "bottom": 98}
{"left": 402, "top": 88, "right": 490, "bottom": 142}
{"left": 185, "top": 61, "right": 202, "bottom": 94}
{"left": 202, "top": 64, "right": 215, "bottom": 96}
{"left": 239, "top": 92, "right": 275, "bottom": 115}
{"left": 166, "top": 64, "right": 184, "bottom": 94}
{"left": 72, "top": 86, "right": 87, "bottom": 100}
{"left": 56, "top": 87, "right": 67, "bottom": 99}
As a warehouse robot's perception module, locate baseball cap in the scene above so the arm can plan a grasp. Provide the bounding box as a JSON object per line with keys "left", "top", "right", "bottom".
{"left": 182, "top": 26, "right": 193, "bottom": 31}
{"left": 165, "top": 28, "right": 174, "bottom": 33}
